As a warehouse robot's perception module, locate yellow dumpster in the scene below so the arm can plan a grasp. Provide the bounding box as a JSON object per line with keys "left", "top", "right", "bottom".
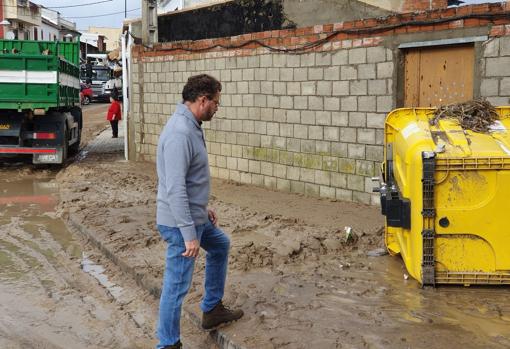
{"left": 375, "top": 106, "right": 510, "bottom": 286}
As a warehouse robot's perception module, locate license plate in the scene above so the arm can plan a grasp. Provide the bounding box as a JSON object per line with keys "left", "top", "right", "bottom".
{"left": 37, "top": 154, "right": 57, "bottom": 162}
{"left": 0, "top": 124, "right": 10, "bottom": 130}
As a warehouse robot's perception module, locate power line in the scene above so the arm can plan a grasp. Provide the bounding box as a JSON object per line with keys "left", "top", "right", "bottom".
{"left": 133, "top": 12, "right": 510, "bottom": 53}
{"left": 0, "top": 1, "right": 113, "bottom": 10}
{"left": 47, "top": 0, "right": 114, "bottom": 9}
{"left": 63, "top": 8, "right": 141, "bottom": 19}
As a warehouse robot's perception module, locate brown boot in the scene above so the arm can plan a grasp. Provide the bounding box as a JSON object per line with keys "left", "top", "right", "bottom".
{"left": 162, "top": 340, "right": 182, "bottom": 349}
{"left": 202, "top": 301, "right": 244, "bottom": 330}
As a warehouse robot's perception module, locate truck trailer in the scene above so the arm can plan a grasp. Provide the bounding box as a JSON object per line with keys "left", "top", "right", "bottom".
{"left": 0, "top": 39, "right": 82, "bottom": 165}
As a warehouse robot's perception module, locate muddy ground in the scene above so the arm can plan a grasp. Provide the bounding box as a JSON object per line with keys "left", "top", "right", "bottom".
{"left": 0, "top": 167, "right": 154, "bottom": 349}
{"left": 56, "top": 130, "right": 510, "bottom": 349}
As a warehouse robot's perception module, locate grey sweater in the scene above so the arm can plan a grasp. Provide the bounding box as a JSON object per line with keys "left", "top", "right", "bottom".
{"left": 156, "top": 103, "right": 210, "bottom": 241}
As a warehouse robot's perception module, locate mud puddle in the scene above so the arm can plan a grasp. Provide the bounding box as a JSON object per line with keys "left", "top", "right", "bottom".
{"left": 213, "top": 248, "right": 510, "bottom": 349}
{"left": 0, "top": 171, "right": 152, "bottom": 349}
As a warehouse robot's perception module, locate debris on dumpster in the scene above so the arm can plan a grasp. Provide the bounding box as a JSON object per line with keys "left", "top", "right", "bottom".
{"left": 430, "top": 99, "right": 499, "bottom": 133}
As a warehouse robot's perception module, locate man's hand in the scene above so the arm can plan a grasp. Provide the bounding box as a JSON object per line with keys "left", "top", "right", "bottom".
{"left": 182, "top": 239, "right": 200, "bottom": 258}
{"left": 208, "top": 208, "right": 218, "bottom": 226}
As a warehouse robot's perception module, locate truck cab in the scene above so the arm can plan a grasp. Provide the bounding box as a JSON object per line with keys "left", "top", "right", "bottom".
{"left": 80, "top": 64, "right": 122, "bottom": 102}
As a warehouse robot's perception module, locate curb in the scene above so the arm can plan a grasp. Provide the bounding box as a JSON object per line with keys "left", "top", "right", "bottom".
{"left": 66, "top": 214, "right": 248, "bottom": 349}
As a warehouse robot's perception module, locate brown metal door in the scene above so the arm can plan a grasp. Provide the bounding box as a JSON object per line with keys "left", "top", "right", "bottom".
{"left": 404, "top": 44, "right": 474, "bottom": 107}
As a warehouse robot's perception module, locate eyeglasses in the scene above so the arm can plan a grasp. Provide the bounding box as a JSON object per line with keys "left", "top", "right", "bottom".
{"left": 208, "top": 97, "right": 220, "bottom": 106}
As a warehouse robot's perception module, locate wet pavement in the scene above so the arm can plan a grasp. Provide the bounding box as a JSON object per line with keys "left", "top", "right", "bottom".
{"left": 0, "top": 169, "right": 153, "bottom": 349}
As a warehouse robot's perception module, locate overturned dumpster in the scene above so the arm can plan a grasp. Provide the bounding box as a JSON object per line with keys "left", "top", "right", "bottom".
{"left": 375, "top": 103, "right": 510, "bottom": 286}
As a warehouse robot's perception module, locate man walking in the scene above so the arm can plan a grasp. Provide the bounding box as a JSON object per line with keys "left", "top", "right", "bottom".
{"left": 156, "top": 74, "right": 243, "bottom": 349}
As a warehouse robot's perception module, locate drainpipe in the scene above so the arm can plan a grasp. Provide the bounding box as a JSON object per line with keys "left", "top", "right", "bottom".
{"left": 121, "top": 30, "right": 129, "bottom": 160}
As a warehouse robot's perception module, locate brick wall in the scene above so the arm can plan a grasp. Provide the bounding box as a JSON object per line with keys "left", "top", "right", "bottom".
{"left": 129, "top": 3, "right": 510, "bottom": 205}
{"left": 401, "top": 0, "right": 448, "bottom": 12}
{"left": 480, "top": 25, "right": 510, "bottom": 105}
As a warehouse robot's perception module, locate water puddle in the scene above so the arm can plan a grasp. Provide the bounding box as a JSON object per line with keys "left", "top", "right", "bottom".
{"left": 81, "top": 253, "right": 124, "bottom": 299}
{"left": 76, "top": 149, "right": 89, "bottom": 161}
{"left": 0, "top": 169, "right": 149, "bottom": 348}
{"left": 0, "top": 174, "right": 114, "bottom": 291}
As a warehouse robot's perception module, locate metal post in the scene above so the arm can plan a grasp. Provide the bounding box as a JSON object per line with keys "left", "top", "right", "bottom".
{"left": 125, "top": 0, "right": 127, "bottom": 18}
{"left": 142, "top": 0, "right": 158, "bottom": 47}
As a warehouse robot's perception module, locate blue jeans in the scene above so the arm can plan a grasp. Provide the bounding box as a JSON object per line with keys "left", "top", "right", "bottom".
{"left": 156, "top": 221, "right": 230, "bottom": 348}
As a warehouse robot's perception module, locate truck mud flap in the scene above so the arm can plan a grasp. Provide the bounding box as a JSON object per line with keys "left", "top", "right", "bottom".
{"left": 0, "top": 115, "right": 22, "bottom": 139}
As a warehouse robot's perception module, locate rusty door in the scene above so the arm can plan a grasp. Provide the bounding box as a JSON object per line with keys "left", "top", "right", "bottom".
{"left": 404, "top": 44, "right": 474, "bottom": 107}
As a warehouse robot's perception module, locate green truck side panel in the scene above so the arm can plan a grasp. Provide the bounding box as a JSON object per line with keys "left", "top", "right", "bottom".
{"left": 0, "top": 39, "right": 80, "bottom": 111}
{"left": 0, "top": 40, "right": 80, "bottom": 66}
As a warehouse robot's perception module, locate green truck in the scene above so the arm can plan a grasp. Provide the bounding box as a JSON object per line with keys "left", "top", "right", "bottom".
{"left": 0, "top": 39, "right": 82, "bottom": 164}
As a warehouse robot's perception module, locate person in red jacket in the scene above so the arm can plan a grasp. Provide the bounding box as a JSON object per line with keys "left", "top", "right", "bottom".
{"left": 106, "top": 88, "right": 122, "bottom": 138}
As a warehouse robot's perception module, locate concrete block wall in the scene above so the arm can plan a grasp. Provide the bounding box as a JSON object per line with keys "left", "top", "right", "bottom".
{"left": 204, "top": 46, "right": 393, "bottom": 205}
{"left": 481, "top": 33, "right": 510, "bottom": 106}
{"left": 130, "top": 42, "right": 394, "bottom": 205}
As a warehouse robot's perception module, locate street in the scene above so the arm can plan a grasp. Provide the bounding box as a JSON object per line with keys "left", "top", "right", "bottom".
{"left": 0, "top": 103, "right": 153, "bottom": 348}
{"left": 1, "top": 1, "right": 509, "bottom": 348}
{"left": 0, "top": 171, "right": 153, "bottom": 348}
{"left": 2, "top": 103, "right": 510, "bottom": 349}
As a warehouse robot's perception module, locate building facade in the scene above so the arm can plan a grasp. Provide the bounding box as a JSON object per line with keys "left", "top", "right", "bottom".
{"left": 38, "top": 7, "right": 79, "bottom": 42}
{"left": 0, "top": 0, "right": 41, "bottom": 40}
{"left": 87, "top": 27, "right": 122, "bottom": 52}
{"left": 79, "top": 32, "right": 106, "bottom": 60}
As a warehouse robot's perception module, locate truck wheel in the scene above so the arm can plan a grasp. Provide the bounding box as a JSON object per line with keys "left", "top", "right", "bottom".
{"left": 69, "top": 127, "right": 81, "bottom": 155}
{"left": 63, "top": 125, "right": 69, "bottom": 163}
{"left": 69, "top": 107, "right": 82, "bottom": 155}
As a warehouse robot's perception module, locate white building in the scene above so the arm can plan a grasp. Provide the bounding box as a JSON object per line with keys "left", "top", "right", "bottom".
{"left": 157, "top": 0, "right": 229, "bottom": 14}
{"left": 39, "top": 7, "right": 79, "bottom": 42}
{"left": 1, "top": 0, "right": 41, "bottom": 40}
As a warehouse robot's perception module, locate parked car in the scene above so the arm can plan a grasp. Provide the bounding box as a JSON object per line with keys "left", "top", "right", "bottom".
{"left": 80, "top": 83, "right": 93, "bottom": 105}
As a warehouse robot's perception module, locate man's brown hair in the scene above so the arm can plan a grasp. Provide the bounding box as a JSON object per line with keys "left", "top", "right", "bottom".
{"left": 182, "top": 74, "right": 222, "bottom": 102}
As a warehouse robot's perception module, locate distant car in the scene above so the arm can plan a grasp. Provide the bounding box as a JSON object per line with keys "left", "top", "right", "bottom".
{"left": 80, "top": 83, "right": 93, "bottom": 105}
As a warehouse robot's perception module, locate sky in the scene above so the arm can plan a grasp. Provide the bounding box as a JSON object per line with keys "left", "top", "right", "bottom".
{"left": 33, "top": 0, "right": 142, "bottom": 31}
